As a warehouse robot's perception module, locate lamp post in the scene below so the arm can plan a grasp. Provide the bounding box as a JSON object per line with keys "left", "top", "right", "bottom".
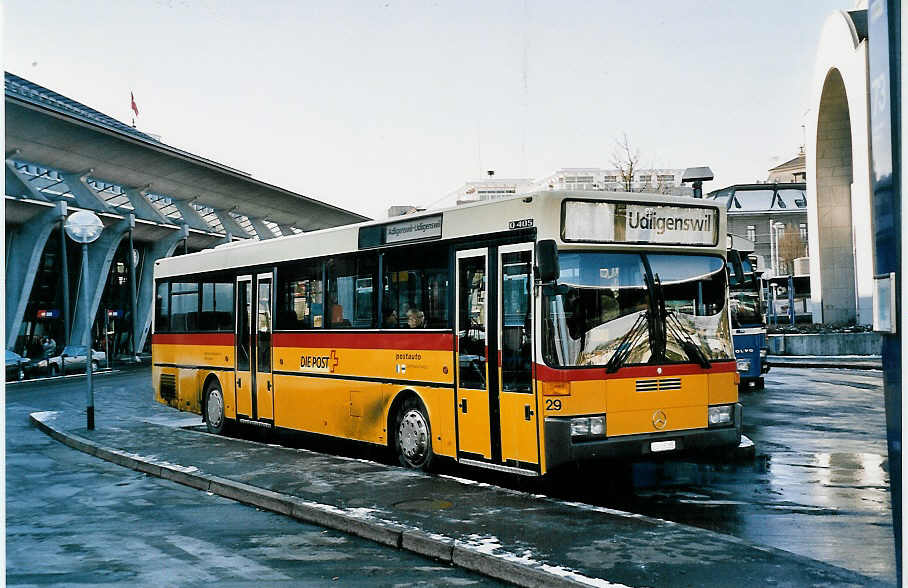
{"left": 770, "top": 221, "right": 786, "bottom": 277}
{"left": 64, "top": 210, "right": 104, "bottom": 430}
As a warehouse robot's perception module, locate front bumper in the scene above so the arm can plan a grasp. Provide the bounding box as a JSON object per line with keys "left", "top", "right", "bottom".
{"left": 545, "top": 403, "right": 743, "bottom": 471}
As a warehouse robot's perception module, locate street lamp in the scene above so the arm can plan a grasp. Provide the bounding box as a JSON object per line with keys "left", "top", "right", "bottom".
{"left": 769, "top": 221, "right": 786, "bottom": 277}
{"left": 64, "top": 210, "right": 104, "bottom": 430}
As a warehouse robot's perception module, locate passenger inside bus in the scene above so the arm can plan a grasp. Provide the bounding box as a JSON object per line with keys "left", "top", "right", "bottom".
{"left": 406, "top": 307, "right": 425, "bottom": 328}
{"left": 329, "top": 292, "right": 346, "bottom": 327}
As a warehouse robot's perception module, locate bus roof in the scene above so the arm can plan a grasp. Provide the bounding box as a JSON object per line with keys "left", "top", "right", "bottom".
{"left": 155, "top": 190, "right": 727, "bottom": 279}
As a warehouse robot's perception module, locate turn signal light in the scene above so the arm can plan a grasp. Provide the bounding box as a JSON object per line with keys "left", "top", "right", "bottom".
{"left": 542, "top": 381, "right": 570, "bottom": 396}
{"left": 734, "top": 372, "right": 741, "bottom": 385}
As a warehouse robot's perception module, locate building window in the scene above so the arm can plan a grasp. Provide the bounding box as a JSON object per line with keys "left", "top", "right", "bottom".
{"left": 799, "top": 223, "right": 808, "bottom": 241}
{"left": 746, "top": 225, "right": 756, "bottom": 241}
{"left": 602, "top": 175, "right": 617, "bottom": 182}
{"left": 657, "top": 174, "right": 675, "bottom": 183}
{"left": 637, "top": 175, "right": 651, "bottom": 183}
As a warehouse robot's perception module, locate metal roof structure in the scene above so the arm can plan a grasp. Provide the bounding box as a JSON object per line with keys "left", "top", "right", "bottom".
{"left": 5, "top": 72, "right": 368, "bottom": 243}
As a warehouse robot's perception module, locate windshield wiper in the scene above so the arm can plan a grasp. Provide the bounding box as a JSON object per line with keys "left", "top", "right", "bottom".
{"left": 605, "top": 312, "right": 650, "bottom": 374}
{"left": 652, "top": 274, "right": 710, "bottom": 369}
{"left": 663, "top": 309, "right": 712, "bottom": 369}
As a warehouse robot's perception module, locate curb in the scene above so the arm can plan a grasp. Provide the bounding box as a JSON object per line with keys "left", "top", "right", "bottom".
{"left": 29, "top": 412, "right": 588, "bottom": 588}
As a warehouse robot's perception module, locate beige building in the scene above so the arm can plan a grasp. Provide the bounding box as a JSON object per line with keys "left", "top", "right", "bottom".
{"left": 767, "top": 149, "right": 807, "bottom": 183}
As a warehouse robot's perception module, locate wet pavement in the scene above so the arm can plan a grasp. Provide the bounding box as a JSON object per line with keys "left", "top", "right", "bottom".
{"left": 522, "top": 367, "right": 895, "bottom": 583}
{"left": 6, "top": 370, "right": 501, "bottom": 586}
{"left": 11, "top": 366, "right": 897, "bottom": 586}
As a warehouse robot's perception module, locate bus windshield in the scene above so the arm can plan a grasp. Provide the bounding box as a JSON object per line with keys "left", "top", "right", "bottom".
{"left": 543, "top": 252, "right": 733, "bottom": 367}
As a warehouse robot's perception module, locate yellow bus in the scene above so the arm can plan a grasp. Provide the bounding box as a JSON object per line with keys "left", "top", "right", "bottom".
{"left": 152, "top": 191, "right": 741, "bottom": 476}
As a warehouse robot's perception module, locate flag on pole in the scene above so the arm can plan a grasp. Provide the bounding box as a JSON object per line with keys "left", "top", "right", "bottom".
{"left": 130, "top": 91, "right": 139, "bottom": 117}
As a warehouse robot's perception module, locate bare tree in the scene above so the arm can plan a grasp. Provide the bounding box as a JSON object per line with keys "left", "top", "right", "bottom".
{"left": 777, "top": 225, "right": 806, "bottom": 275}
{"left": 611, "top": 133, "right": 640, "bottom": 193}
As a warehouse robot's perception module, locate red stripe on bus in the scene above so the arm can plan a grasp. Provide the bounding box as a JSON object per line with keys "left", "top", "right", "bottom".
{"left": 534, "top": 360, "right": 737, "bottom": 382}
{"left": 152, "top": 333, "right": 235, "bottom": 346}
{"left": 273, "top": 331, "right": 455, "bottom": 350}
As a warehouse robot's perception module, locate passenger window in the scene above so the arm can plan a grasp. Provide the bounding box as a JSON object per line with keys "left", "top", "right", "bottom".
{"left": 326, "top": 254, "right": 377, "bottom": 329}
{"left": 278, "top": 262, "right": 324, "bottom": 329}
{"left": 170, "top": 282, "right": 199, "bottom": 332}
{"left": 155, "top": 282, "right": 170, "bottom": 333}
{"left": 200, "top": 281, "right": 234, "bottom": 332}
{"left": 382, "top": 244, "right": 449, "bottom": 329}
{"left": 214, "top": 283, "right": 234, "bottom": 331}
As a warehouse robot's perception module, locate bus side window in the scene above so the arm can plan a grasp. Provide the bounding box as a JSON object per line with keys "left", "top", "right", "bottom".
{"left": 171, "top": 282, "right": 199, "bottom": 332}
{"left": 326, "top": 257, "right": 355, "bottom": 328}
{"left": 382, "top": 244, "right": 449, "bottom": 329}
{"left": 278, "top": 261, "right": 323, "bottom": 329}
{"left": 155, "top": 281, "right": 170, "bottom": 333}
{"left": 200, "top": 281, "right": 235, "bottom": 332}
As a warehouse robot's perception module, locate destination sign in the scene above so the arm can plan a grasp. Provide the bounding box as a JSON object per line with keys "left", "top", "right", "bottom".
{"left": 384, "top": 215, "right": 443, "bottom": 244}
{"left": 624, "top": 204, "right": 716, "bottom": 245}
{"left": 563, "top": 200, "right": 718, "bottom": 246}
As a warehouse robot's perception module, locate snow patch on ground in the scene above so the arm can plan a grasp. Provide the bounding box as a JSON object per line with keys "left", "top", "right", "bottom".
{"left": 121, "top": 451, "right": 199, "bottom": 473}
{"left": 457, "top": 534, "right": 630, "bottom": 587}
{"left": 140, "top": 414, "right": 202, "bottom": 428}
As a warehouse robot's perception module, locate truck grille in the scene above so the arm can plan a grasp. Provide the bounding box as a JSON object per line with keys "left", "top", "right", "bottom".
{"left": 636, "top": 378, "right": 681, "bottom": 392}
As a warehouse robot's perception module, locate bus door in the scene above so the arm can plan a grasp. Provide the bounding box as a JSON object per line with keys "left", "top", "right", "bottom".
{"left": 235, "top": 275, "right": 255, "bottom": 420}
{"left": 255, "top": 272, "right": 274, "bottom": 423}
{"left": 455, "top": 249, "right": 493, "bottom": 460}
{"left": 497, "top": 244, "right": 539, "bottom": 470}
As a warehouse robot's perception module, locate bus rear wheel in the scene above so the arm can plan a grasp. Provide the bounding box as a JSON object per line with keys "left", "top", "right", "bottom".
{"left": 394, "top": 398, "right": 434, "bottom": 471}
{"left": 205, "top": 380, "right": 228, "bottom": 435}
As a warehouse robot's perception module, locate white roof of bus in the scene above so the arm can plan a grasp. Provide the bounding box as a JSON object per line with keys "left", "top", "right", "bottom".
{"left": 155, "top": 190, "right": 726, "bottom": 279}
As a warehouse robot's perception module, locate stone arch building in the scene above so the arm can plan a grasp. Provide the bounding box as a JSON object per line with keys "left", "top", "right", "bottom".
{"left": 806, "top": 6, "right": 873, "bottom": 325}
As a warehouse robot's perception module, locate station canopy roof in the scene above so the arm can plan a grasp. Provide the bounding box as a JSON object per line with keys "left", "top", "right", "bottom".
{"left": 5, "top": 72, "right": 369, "bottom": 234}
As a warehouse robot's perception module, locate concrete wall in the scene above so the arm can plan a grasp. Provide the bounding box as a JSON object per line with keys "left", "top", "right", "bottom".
{"left": 767, "top": 332, "right": 882, "bottom": 356}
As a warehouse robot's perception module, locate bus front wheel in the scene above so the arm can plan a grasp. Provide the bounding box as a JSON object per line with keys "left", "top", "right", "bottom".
{"left": 394, "top": 398, "right": 434, "bottom": 471}
{"left": 205, "top": 380, "right": 228, "bottom": 435}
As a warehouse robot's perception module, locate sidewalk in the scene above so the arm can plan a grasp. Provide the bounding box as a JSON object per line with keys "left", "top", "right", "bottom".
{"left": 768, "top": 355, "right": 883, "bottom": 370}
{"left": 30, "top": 409, "right": 890, "bottom": 587}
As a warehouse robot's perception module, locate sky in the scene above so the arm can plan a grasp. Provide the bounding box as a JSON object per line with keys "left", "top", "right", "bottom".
{"left": 5, "top": 0, "right": 849, "bottom": 220}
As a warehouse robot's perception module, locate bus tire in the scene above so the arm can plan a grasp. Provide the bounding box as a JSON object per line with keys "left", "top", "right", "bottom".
{"left": 204, "top": 380, "right": 228, "bottom": 435}
{"left": 394, "top": 397, "right": 434, "bottom": 471}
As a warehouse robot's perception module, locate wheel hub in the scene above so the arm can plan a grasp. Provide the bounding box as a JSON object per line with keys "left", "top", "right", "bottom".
{"left": 207, "top": 389, "right": 223, "bottom": 428}
{"left": 398, "top": 409, "right": 428, "bottom": 461}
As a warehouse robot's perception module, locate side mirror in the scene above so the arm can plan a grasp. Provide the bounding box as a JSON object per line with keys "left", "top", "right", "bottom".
{"left": 536, "top": 239, "right": 560, "bottom": 283}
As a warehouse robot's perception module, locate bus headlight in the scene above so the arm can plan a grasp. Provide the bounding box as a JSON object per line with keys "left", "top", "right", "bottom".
{"left": 571, "top": 417, "right": 590, "bottom": 437}
{"left": 708, "top": 405, "right": 734, "bottom": 427}
{"left": 570, "top": 416, "right": 606, "bottom": 439}
{"left": 589, "top": 416, "right": 606, "bottom": 436}
{"left": 759, "top": 348, "right": 767, "bottom": 359}
{"left": 736, "top": 359, "right": 751, "bottom": 373}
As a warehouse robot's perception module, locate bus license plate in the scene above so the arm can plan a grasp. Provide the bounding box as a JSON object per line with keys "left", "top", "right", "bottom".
{"left": 651, "top": 440, "right": 676, "bottom": 453}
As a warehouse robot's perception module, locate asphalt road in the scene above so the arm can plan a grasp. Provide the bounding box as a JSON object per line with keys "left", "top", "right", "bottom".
{"left": 5, "top": 371, "right": 503, "bottom": 586}
{"left": 529, "top": 367, "right": 896, "bottom": 583}
{"left": 7, "top": 366, "right": 896, "bottom": 585}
